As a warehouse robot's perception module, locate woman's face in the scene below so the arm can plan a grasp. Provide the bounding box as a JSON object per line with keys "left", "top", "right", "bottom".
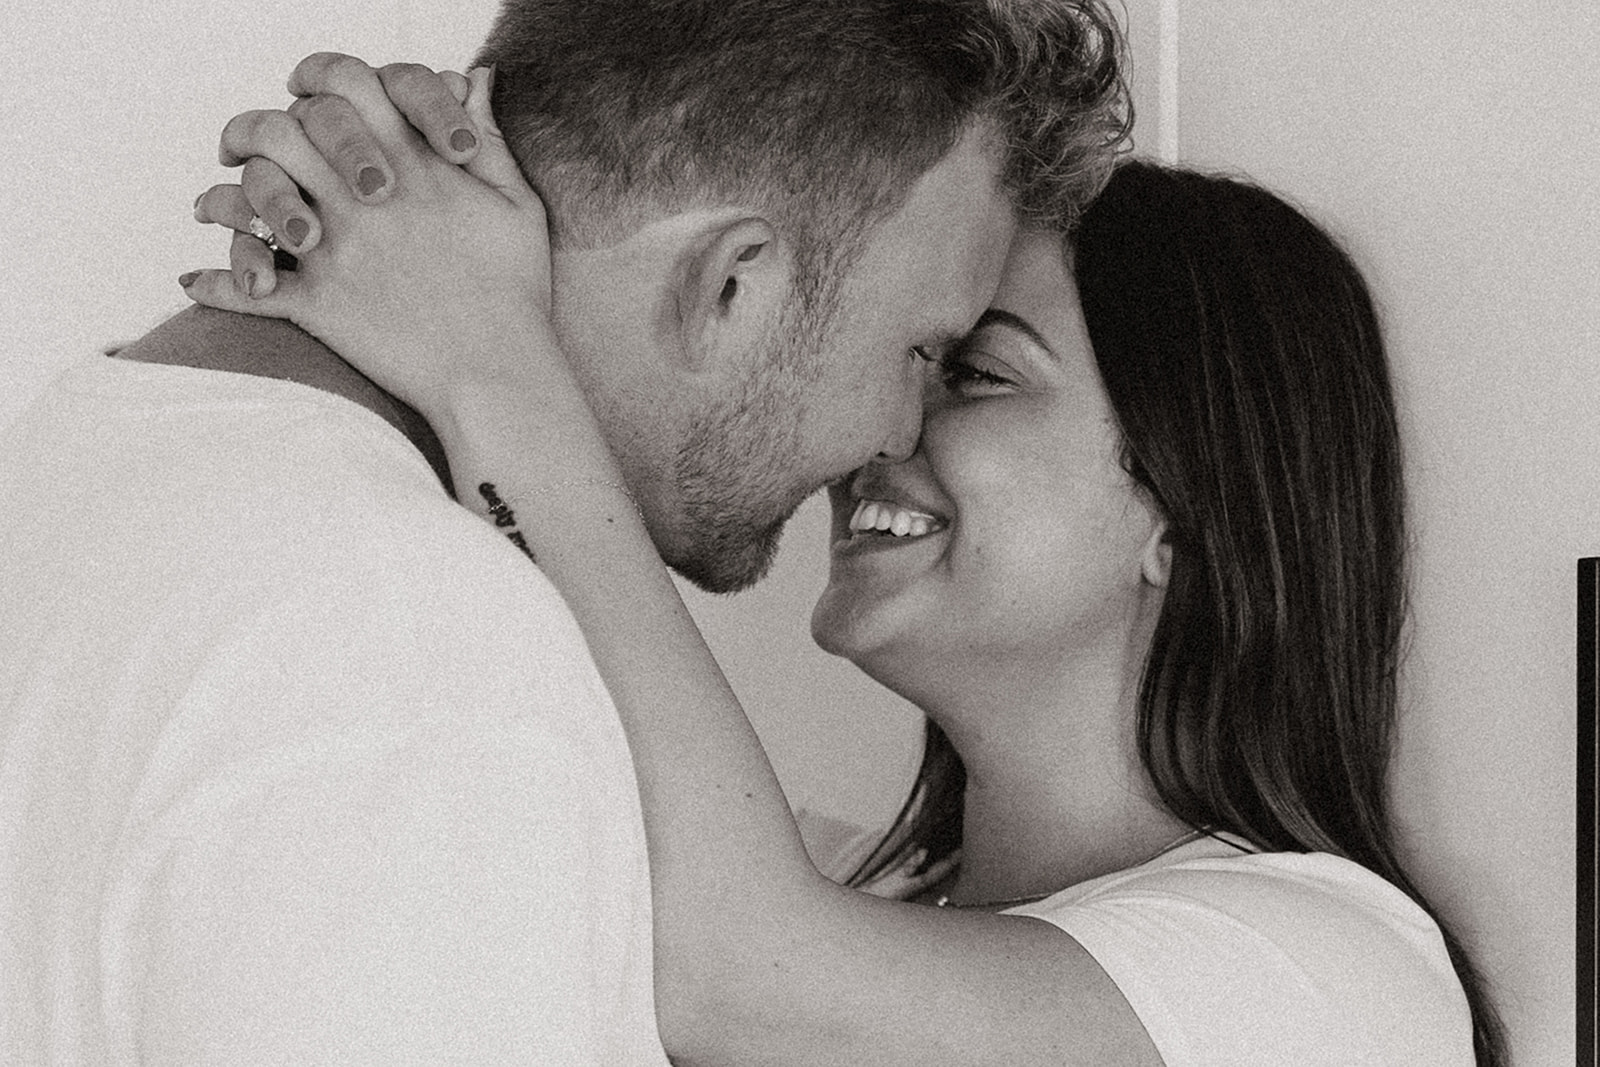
{"left": 810, "top": 229, "right": 1167, "bottom": 695}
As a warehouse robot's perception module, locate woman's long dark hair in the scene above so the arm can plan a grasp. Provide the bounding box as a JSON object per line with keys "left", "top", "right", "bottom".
{"left": 848, "top": 161, "right": 1506, "bottom": 1064}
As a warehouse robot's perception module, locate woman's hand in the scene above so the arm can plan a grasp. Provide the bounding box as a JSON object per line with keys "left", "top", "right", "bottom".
{"left": 191, "top": 54, "right": 487, "bottom": 294}
{"left": 183, "top": 55, "right": 556, "bottom": 430}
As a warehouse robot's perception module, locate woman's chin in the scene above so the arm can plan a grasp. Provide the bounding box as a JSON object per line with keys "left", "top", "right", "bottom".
{"left": 810, "top": 576, "right": 892, "bottom": 655}
{"left": 809, "top": 582, "right": 919, "bottom": 674}
{"left": 809, "top": 585, "right": 869, "bottom": 660}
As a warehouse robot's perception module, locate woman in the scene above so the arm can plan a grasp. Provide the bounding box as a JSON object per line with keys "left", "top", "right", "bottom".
{"left": 184, "top": 72, "right": 1505, "bottom": 1065}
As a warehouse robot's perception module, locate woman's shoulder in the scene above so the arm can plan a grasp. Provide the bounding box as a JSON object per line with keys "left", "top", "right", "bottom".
{"left": 1020, "top": 834, "right": 1453, "bottom": 971}
{"left": 1045, "top": 836, "right": 1435, "bottom": 928}
{"left": 1012, "top": 837, "right": 1475, "bottom": 1065}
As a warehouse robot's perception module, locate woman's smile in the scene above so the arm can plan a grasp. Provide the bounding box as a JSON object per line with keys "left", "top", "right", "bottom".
{"left": 847, "top": 499, "right": 945, "bottom": 541}
{"left": 828, "top": 473, "right": 953, "bottom": 564}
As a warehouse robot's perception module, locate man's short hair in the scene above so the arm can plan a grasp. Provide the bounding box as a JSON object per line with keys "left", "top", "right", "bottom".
{"left": 477, "top": 0, "right": 1129, "bottom": 292}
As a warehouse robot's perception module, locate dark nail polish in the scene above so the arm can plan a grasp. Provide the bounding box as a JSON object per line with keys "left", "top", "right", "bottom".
{"left": 178, "top": 272, "right": 199, "bottom": 288}
{"left": 244, "top": 271, "right": 258, "bottom": 298}
{"left": 284, "top": 217, "right": 310, "bottom": 246}
{"left": 450, "top": 128, "right": 478, "bottom": 153}
{"left": 357, "top": 167, "right": 386, "bottom": 196}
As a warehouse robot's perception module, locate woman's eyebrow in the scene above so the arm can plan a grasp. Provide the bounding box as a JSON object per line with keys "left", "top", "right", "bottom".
{"left": 972, "top": 308, "right": 1054, "bottom": 357}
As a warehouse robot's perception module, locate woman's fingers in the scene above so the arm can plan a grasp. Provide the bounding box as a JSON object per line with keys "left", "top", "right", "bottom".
{"left": 228, "top": 229, "right": 279, "bottom": 300}
{"left": 214, "top": 54, "right": 480, "bottom": 227}
{"left": 440, "top": 69, "right": 471, "bottom": 105}
{"left": 285, "top": 54, "right": 478, "bottom": 184}
{"left": 377, "top": 62, "right": 480, "bottom": 162}
{"left": 179, "top": 266, "right": 302, "bottom": 318}
{"left": 193, "top": 183, "right": 282, "bottom": 297}
{"left": 459, "top": 67, "right": 541, "bottom": 210}
{"left": 193, "top": 183, "right": 254, "bottom": 233}
{"left": 286, "top": 53, "right": 409, "bottom": 142}
{"left": 240, "top": 157, "right": 318, "bottom": 253}
{"left": 218, "top": 109, "right": 349, "bottom": 208}
{"left": 284, "top": 93, "right": 395, "bottom": 202}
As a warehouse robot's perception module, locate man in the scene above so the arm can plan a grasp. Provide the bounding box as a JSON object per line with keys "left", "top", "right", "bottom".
{"left": 0, "top": 0, "right": 1126, "bottom": 1060}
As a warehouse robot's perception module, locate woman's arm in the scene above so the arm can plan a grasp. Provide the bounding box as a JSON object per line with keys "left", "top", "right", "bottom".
{"left": 429, "top": 380, "right": 1162, "bottom": 1067}
{"left": 185, "top": 58, "right": 1161, "bottom": 1067}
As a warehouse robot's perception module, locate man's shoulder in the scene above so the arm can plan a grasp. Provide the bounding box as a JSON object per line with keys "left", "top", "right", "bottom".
{"left": 115, "top": 305, "right": 384, "bottom": 413}
{"left": 112, "top": 305, "right": 451, "bottom": 483}
{"left": 5, "top": 346, "right": 596, "bottom": 705}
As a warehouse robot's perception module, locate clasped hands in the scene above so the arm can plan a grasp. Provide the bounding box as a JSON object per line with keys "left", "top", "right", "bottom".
{"left": 184, "top": 53, "right": 561, "bottom": 429}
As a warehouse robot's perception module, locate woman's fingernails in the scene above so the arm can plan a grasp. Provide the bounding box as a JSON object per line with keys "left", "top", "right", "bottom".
{"left": 178, "top": 272, "right": 199, "bottom": 288}
{"left": 284, "top": 217, "right": 310, "bottom": 246}
{"left": 356, "top": 167, "right": 386, "bottom": 196}
{"left": 450, "top": 128, "right": 478, "bottom": 153}
{"left": 244, "top": 271, "right": 259, "bottom": 298}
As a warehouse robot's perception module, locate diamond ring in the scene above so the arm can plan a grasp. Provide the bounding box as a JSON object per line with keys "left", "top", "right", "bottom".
{"left": 247, "top": 215, "right": 281, "bottom": 252}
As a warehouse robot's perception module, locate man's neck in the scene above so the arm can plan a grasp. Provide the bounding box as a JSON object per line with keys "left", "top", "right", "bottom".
{"left": 114, "top": 306, "right": 453, "bottom": 493}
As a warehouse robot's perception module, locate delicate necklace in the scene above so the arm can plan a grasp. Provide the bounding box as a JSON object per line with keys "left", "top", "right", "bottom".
{"left": 932, "top": 825, "right": 1217, "bottom": 910}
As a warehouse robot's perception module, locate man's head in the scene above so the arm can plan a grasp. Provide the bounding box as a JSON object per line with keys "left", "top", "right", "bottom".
{"left": 476, "top": 0, "right": 1129, "bottom": 591}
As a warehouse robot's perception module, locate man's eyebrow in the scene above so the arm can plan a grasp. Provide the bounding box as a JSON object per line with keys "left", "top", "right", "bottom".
{"left": 972, "top": 308, "right": 1054, "bottom": 356}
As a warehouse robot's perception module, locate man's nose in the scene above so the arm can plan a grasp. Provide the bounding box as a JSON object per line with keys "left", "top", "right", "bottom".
{"left": 874, "top": 373, "right": 925, "bottom": 463}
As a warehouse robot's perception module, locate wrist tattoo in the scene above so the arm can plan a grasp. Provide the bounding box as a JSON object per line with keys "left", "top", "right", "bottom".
{"left": 477, "top": 482, "right": 537, "bottom": 563}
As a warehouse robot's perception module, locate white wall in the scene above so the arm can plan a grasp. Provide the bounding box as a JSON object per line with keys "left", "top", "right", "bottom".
{"left": 2, "top": 1, "right": 1584, "bottom": 1062}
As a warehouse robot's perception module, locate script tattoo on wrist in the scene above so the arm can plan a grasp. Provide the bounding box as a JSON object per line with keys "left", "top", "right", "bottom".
{"left": 477, "top": 482, "right": 536, "bottom": 563}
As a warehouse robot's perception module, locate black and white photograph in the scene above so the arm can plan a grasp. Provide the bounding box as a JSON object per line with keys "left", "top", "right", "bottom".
{"left": 0, "top": 1, "right": 1588, "bottom": 1063}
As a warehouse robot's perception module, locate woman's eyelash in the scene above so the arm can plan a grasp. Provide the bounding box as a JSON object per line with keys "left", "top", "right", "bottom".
{"left": 939, "top": 357, "right": 1009, "bottom": 389}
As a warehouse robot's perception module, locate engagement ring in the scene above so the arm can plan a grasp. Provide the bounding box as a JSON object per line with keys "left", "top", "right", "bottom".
{"left": 247, "top": 215, "right": 280, "bottom": 252}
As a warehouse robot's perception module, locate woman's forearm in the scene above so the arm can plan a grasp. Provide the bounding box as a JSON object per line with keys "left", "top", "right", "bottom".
{"left": 425, "top": 343, "right": 1101, "bottom": 1067}
{"left": 427, "top": 360, "right": 837, "bottom": 1047}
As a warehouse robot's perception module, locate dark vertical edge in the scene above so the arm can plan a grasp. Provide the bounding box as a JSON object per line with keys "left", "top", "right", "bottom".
{"left": 1579, "top": 557, "right": 1597, "bottom": 1063}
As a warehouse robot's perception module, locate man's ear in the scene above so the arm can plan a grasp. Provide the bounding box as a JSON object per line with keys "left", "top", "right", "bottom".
{"left": 1140, "top": 519, "right": 1173, "bottom": 589}
{"left": 677, "top": 217, "right": 788, "bottom": 372}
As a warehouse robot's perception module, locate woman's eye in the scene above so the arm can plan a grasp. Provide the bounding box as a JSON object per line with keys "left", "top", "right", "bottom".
{"left": 938, "top": 355, "right": 1013, "bottom": 396}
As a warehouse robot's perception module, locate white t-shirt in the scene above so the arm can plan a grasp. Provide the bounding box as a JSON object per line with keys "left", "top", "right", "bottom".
{"left": 804, "top": 816, "right": 1474, "bottom": 1065}
{"left": 1013, "top": 836, "right": 1475, "bottom": 1065}
{"left": 0, "top": 358, "right": 669, "bottom": 1065}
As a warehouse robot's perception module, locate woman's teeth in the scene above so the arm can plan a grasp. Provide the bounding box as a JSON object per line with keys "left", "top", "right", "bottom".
{"left": 848, "top": 499, "right": 942, "bottom": 539}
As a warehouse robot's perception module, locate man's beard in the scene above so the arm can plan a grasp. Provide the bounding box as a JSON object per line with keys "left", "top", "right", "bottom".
{"left": 668, "top": 489, "right": 792, "bottom": 594}
{"left": 670, "top": 297, "right": 830, "bottom": 594}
